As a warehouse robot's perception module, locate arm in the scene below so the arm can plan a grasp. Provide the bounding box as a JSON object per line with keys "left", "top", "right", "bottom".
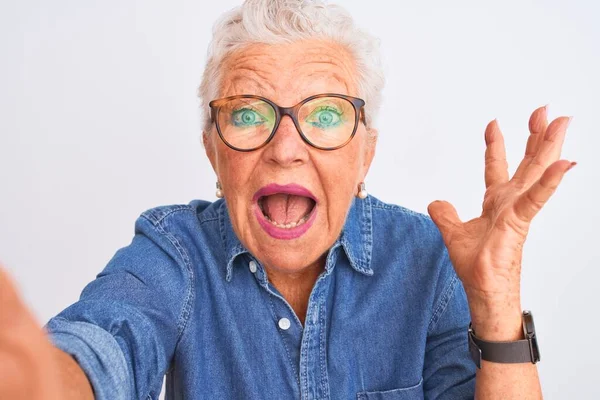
{"left": 428, "top": 106, "right": 574, "bottom": 398}
{"left": 44, "top": 212, "right": 193, "bottom": 399}
{"left": 2, "top": 210, "right": 192, "bottom": 400}
{"left": 469, "top": 300, "right": 541, "bottom": 399}
{"left": 0, "top": 267, "right": 93, "bottom": 399}
{"left": 53, "top": 346, "right": 95, "bottom": 400}
{"left": 423, "top": 267, "right": 476, "bottom": 399}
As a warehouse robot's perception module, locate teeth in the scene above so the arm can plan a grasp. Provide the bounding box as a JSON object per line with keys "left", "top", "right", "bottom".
{"left": 264, "top": 214, "right": 309, "bottom": 229}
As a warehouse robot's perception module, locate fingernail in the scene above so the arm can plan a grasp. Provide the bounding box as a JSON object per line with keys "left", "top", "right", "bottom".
{"left": 544, "top": 104, "right": 550, "bottom": 115}
{"left": 567, "top": 161, "right": 577, "bottom": 171}
{"left": 548, "top": 116, "right": 573, "bottom": 139}
{"left": 485, "top": 119, "right": 497, "bottom": 145}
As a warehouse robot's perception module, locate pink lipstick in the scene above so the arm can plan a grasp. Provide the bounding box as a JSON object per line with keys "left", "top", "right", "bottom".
{"left": 252, "top": 183, "right": 318, "bottom": 240}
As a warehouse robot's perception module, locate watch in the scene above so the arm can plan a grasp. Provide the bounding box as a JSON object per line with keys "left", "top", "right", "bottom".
{"left": 468, "top": 310, "right": 541, "bottom": 369}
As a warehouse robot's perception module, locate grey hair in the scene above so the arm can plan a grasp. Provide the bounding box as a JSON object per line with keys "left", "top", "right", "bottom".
{"left": 198, "top": 0, "right": 385, "bottom": 134}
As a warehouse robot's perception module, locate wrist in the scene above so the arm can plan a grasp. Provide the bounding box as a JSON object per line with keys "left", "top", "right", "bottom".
{"left": 470, "top": 310, "right": 523, "bottom": 341}
{"left": 466, "top": 290, "right": 523, "bottom": 341}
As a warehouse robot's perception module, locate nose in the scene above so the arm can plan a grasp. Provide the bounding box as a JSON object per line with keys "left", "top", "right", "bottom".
{"left": 262, "top": 115, "right": 309, "bottom": 168}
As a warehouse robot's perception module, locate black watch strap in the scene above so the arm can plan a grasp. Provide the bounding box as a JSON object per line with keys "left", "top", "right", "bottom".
{"left": 468, "top": 310, "right": 541, "bottom": 369}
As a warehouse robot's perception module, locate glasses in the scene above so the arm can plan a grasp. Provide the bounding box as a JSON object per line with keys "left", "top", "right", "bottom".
{"left": 208, "top": 93, "right": 366, "bottom": 152}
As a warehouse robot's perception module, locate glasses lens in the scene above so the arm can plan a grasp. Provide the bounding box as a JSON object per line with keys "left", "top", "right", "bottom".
{"left": 216, "top": 97, "right": 276, "bottom": 150}
{"left": 298, "top": 96, "right": 356, "bottom": 148}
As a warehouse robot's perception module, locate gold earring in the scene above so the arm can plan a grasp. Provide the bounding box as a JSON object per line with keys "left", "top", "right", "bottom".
{"left": 357, "top": 182, "right": 368, "bottom": 199}
{"left": 216, "top": 182, "right": 224, "bottom": 198}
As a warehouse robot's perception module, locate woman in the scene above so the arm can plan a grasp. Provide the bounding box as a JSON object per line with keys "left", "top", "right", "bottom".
{"left": 0, "top": 0, "right": 574, "bottom": 399}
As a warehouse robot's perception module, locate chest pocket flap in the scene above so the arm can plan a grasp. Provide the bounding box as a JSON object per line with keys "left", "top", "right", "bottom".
{"left": 356, "top": 378, "right": 424, "bottom": 400}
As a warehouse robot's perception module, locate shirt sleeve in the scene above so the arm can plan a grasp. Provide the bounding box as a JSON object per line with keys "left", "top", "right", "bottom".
{"left": 422, "top": 252, "right": 476, "bottom": 399}
{"left": 44, "top": 213, "right": 194, "bottom": 400}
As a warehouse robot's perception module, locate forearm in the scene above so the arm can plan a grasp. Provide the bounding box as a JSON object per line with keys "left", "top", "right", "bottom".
{"left": 51, "top": 346, "right": 95, "bottom": 400}
{"left": 476, "top": 359, "right": 541, "bottom": 399}
{"left": 470, "top": 295, "right": 542, "bottom": 399}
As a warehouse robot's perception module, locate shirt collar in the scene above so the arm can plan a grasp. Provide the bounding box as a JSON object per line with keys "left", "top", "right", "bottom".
{"left": 218, "top": 196, "right": 374, "bottom": 282}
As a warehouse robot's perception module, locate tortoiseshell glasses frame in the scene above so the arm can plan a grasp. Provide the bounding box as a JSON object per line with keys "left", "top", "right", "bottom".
{"left": 208, "top": 93, "right": 366, "bottom": 152}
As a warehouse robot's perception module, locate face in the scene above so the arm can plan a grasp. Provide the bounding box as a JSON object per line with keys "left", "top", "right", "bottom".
{"left": 204, "top": 39, "right": 377, "bottom": 275}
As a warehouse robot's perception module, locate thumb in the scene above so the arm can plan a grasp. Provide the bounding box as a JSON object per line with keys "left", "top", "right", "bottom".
{"left": 427, "top": 200, "right": 462, "bottom": 243}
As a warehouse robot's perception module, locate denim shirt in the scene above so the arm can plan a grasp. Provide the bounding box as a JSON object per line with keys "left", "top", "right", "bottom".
{"left": 45, "top": 196, "right": 475, "bottom": 400}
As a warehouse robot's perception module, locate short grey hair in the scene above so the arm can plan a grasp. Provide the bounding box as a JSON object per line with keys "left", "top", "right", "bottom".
{"left": 198, "top": 0, "right": 385, "bottom": 133}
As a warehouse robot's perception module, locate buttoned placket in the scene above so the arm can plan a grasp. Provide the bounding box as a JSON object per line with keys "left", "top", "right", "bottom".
{"left": 245, "top": 248, "right": 340, "bottom": 400}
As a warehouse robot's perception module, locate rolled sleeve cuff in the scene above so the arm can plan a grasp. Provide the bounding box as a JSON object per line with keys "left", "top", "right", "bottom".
{"left": 45, "top": 317, "right": 132, "bottom": 400}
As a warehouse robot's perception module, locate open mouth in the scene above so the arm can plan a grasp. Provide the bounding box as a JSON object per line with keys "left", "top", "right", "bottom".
{"left": 258, "top": 194, "right": 317, "bottom": 229}
{"left": 252, "top": 184, "right": 318, "bottom": 239}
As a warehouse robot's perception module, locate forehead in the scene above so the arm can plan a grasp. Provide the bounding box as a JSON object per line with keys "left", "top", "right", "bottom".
{"left": 219, "top": 39, "right": 358, "bottom": 103}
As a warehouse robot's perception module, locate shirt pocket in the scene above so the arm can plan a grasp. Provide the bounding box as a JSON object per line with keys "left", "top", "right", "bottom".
{"left": 356, "top": 378, "right": 424, "bottom": 400}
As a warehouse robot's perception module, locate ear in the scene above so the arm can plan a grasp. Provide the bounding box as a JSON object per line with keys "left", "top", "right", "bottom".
{"left": 360, "top": 127, "right": 378, "bottom": 179}
{"left": 203, "top": 131, "right": 218, "bottom": 173}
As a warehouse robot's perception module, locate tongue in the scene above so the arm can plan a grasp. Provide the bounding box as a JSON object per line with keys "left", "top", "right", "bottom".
{"left": 262, "top": 194, "right": 313, "bottom": 224}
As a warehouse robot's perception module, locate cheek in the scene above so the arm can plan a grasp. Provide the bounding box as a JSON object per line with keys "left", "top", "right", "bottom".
{"left": 217, "top": 151, "right": 256, "bottom": 238}
{"left": 215, "top": 148, "right": 259, "bottom": 221}
{"left": 324, "top": 144, "right": 364, "bottom": 189}
{"left": 217, "top": 148, "right": 253, "bottom": 188}
{"left": 317, "top": 145, "right": 364, "bottom": 221}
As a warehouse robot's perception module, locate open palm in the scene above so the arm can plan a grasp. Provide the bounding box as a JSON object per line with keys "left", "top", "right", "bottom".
{"left": 428, "top": 106, "right": 574, "bottom": 304}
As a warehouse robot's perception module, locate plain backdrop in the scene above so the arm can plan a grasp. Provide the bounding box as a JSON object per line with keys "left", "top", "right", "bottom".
{"left": 0, "top": 0, "right": 598, "bottom": 398}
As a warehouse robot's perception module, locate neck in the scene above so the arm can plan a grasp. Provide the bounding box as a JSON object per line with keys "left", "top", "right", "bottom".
{"left": 265, "top": 256, "right": 325, "bottom": 325}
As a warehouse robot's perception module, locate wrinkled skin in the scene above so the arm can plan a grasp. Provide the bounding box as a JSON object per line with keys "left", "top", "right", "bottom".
{"left": 427, "top": 108, "right": 574, "bottom": 337}
{"left": 0, "top": 39, "right": 573, "bottom": 398}
{"left": 203, "top": 40, "right": 377, "bottom": 281}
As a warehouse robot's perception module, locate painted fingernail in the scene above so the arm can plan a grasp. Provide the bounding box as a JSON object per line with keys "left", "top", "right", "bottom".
{"left": 567, "top": 161, "right": 577, "bottom": 171}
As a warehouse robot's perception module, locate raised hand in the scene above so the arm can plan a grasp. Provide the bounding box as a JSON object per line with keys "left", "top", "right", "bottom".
{"left": 427, "top": 106, "right": 575, "bottom": 340}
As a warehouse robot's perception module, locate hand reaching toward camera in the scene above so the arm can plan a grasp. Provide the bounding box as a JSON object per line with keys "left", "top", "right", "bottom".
{"left": 0, "top": 266, "right": 94, "bottom": 399}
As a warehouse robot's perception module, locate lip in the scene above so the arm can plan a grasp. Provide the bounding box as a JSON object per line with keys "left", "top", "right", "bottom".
{"left": 252, "top": 183, "right": 318, "bottom": 240}
{"left": 252, "top": 183, "right": 317, "bottom": 203}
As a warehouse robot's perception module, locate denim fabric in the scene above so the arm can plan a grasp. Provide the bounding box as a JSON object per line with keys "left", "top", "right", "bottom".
{"left": 45, "top": 195, "right": 475, "bottom": 399}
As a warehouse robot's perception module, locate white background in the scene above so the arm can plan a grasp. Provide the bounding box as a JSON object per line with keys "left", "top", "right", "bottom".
{"left": 0, "top": 0, "right": 598, "bottom": 398}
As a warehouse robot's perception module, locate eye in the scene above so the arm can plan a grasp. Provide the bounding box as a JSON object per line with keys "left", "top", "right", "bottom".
{"left": 305, "top": 106, "right": 343, "bottom": 129}
{"left": 231, "top": 108, "right": 267, "bottom": 127}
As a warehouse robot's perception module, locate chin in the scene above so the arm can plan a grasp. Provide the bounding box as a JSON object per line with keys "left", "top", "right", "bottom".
{"left": 230, "top": 181, "right": 341, "bottom": 270}
{"left": 243, "top": 212, "right": 329, "bottom": 272}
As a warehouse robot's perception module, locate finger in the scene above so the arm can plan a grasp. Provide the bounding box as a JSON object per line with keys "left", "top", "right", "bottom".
{"left": 484, "top": 119, "right": 509, "bottom": 188}
{"left": 519, "top": 116, "right": 571, "bottom": 185}
{"left": 427, "top": 200, "right": 463, "bottom": 245}
{"left": 513, "top": 160, "right": 576, "bottom": 223}
{"left": 513, "top": 105, "right": 548, "bottom": 181}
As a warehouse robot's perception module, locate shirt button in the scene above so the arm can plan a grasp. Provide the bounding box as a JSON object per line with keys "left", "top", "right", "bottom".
{"left": 278, "top": 317, "right": 291, "bottom": 330}
{"left": 248, "top": 261, "right": 257, "bottom": 273}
